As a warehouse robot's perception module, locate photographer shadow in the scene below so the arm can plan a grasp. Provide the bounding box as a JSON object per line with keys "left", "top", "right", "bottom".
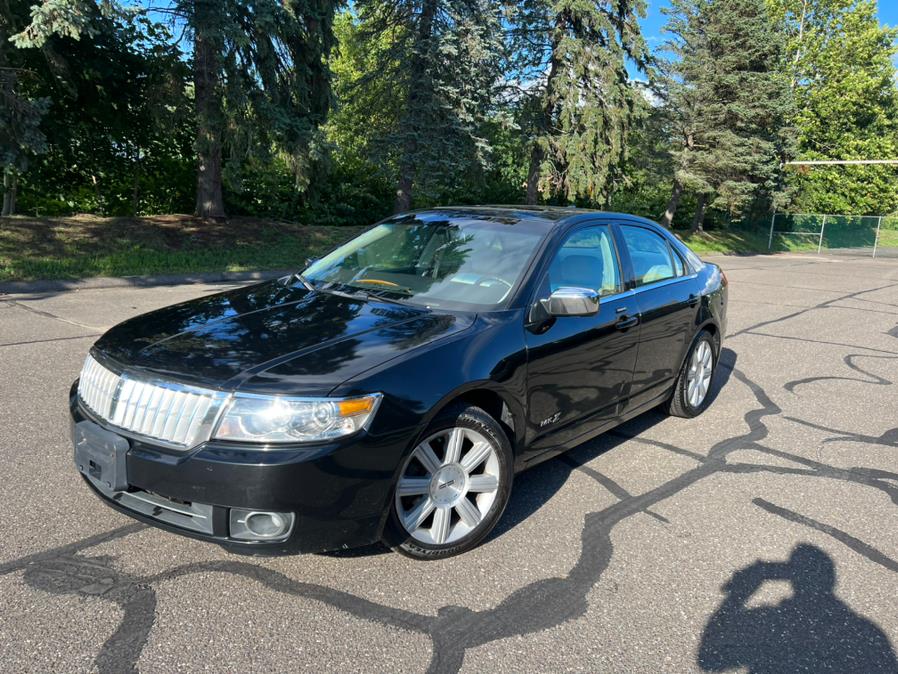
{"left": 699, "top": 544, "right": 898, "bottom": 673}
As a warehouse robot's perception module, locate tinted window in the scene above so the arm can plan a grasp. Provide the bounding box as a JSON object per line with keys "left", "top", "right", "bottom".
{"left": 545, "top": 225, "right": 621, "bottom": 296}
{"left": 621, "top": 226, "right": 676, "bottom": 286}
{"left": 304, "top": 219, "right": 544, "bottom": 309}
{"left": 671, "top": 247, "right": 685, "bottom": 276}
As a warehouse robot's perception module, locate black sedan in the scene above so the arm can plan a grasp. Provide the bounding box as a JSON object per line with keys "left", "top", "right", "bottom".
{"left": 70, "top": 206, "right": 728, "bottom": 559}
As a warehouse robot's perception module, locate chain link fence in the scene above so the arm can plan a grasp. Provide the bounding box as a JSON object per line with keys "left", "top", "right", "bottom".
{"left": 767, "top": 213, "right": 898, "bottom": 257}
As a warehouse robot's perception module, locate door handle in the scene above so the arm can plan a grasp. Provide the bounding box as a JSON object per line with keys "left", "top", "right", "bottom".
{"left": 616, "top": 315, "right": 639, "bottom": 330}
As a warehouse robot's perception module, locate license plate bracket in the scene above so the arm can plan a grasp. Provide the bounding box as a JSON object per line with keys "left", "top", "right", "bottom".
{"left": 73, "top": 420, "right": 130, "bottom": 492}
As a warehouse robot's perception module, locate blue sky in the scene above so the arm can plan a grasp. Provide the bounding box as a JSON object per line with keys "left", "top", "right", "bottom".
{"left": 638, "top": 0, "right": 898, "bottom": 53}
{"left": 631, "top": 0, "right": 898, "bottom": 78}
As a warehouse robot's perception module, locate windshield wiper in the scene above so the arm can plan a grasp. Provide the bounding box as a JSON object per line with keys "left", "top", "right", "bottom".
{"left": 354, "top": 288, "right": 411, "bottom": 305}
{"left": 289, "top": 272, "right": 316, "bottom": 291}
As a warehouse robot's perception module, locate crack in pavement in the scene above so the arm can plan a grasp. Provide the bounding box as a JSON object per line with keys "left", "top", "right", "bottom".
{"left": 4, "top": 364, "right": 896, "bottom": 673}
{"left": 0, "top": 298, "right": 108, "bottom": 332}
{"left": 753, "top": 499, "right": 898, "bottom": 573}
{"left": 0, "top": 333, "right": 102, "bottom": 349}
{"left": 785, "top": 353, "right": 896, "bottom": 393}
{"left": 2, "top": 267, "right": 897, "bottom": 672}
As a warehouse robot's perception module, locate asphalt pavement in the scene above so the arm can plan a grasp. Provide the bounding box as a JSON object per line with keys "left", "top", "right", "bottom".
{"left": 1, "top": 254, "right": 897, "bottom": 673}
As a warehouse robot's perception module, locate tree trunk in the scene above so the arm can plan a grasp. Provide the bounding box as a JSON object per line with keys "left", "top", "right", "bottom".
{"left": 659, "top": 179, "right": 684, "bottom": 228}
{"left": 131, "top": 149, "right": 142, "bottom": 216}
{"left": 525, "top": 144, "right": 544, "bottom": 205}
{"left": 394, "top": 155, "right": 415, "bottom": 213}
{"left": 2, "top": 171, "right": 17, "bottom": 216}
{"left": 525, "top": 12, "right": 566, "bottom": 205}
{"left": 193, "top": 2, "right": 226, "bottom": 219}
{"left": 393, "top": 0, "right": 438, "bottom": 213}
{"left": 691, "top": 194, "right": 707, "bottom": 233}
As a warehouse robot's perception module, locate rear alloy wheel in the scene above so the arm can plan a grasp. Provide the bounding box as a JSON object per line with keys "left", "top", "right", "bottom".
{"left": 668, "top": 330, "right": 719, "bottom": 418}
{"left": 385, "top": 405, "right": 512, "bottom": 559}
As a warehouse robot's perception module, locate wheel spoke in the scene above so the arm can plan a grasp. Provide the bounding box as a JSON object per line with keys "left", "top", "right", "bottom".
{"left": 461, "top": 441, "right": 492, "bottom": 472}
{"left": 404, "top": 496, "right": 435, "bottom": 531}
{"left": 414, "top": 442, "right": 442, "bottom": 475}
{"left": 455, "top": 497, "right": 481, "bottom": 528}
{"left": 431, "top": 506, "right": 451, "bottom": 544}
{"left": 467, "top": 474, "right": 499, "bottom": 493}
{"left": 398, "top": 477, "right": 430, "bottom": 497}
{"left": 690, "top": 381, "right": 700, "bottom": 407}
{"left": 444, "top": 427, "right": 464, "bottom": 464}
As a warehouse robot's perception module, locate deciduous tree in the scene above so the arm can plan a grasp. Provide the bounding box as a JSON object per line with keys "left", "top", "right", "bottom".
{"left": 770, "top": 0, "right": 898, "bottom": 215}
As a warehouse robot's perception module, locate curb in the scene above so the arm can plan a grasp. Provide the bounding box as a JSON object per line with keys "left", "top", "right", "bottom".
{"left": 0, "top": 269, "right": 293, "bottom": 295}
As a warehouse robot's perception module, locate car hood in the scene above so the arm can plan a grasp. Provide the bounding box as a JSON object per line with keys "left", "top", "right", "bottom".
{"left": 93, "top": 279, "right": 474, "bottom": 394}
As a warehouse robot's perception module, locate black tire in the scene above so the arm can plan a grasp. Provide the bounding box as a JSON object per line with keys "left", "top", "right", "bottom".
{"left": 383, "top": 403, "right": 513, "bottom": 560}
{"left": 668, "top": 329, "right": 719, "bottom": 418}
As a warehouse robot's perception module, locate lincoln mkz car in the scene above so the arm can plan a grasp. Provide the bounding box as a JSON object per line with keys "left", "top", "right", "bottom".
{"left": 70, "top": 206, "right": 728, "bottom": 559}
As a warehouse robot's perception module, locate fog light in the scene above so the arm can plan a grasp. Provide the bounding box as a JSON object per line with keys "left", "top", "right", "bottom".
{"left": 229, "top": 508, "right": 294, "bottom": 541}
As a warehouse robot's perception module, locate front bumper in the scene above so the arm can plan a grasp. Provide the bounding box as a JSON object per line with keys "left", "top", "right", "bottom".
{"left": 70, "top": 387, "right": 408, "bottom": 554}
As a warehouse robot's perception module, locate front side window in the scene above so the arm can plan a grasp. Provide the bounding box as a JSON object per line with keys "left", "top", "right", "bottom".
{"left": 303, "top": 216, "right": 545, "bottom": 310}
{"left": 621, "top": 226, "right": 676, "bottom": 286}
{"left": 543, "top": 225, "right": 621, "bottom": 296}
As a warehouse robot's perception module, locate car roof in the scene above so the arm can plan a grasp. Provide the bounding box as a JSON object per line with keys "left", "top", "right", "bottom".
{"left": 414, "top": 205, "right": 662, "bottom": 232}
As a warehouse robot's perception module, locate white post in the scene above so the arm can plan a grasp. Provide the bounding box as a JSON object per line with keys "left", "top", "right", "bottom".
{"left": 768, "top": 212, "right": 776, "bottom": 250}
{"left": 873, "top": 215, "right": 882, "bottom": 258}
{"left": 817, "top": 214, "right": 827, "bottom": 254}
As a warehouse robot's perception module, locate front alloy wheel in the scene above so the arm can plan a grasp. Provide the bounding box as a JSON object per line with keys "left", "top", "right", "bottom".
{"left": 385, "top": 404, "right": 512, "bottom": 559}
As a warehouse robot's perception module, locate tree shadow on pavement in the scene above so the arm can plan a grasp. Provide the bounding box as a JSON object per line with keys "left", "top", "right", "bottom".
{"left": 699, "top": 544, "right": 898, "bottom": 674}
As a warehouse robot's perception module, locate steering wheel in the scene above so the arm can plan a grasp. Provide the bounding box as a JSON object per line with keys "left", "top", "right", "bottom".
{"left": 474, "top": 275, "right": 513, "bottom": 290}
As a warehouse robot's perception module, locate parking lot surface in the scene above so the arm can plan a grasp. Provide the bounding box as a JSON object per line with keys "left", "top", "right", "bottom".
{"left": 1, "top": 254, "right": 897, "bottom": 673}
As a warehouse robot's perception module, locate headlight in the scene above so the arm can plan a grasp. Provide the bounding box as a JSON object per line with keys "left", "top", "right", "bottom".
{"left": 213, "top": 393, "right": 382, "bottom": 444}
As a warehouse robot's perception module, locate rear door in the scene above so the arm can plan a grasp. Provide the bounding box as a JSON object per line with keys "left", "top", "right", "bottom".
{"left": 615, "top": 223, "right": 700, "bottom": 410}
{"left": 523, "top": 223, "right": 640, "bottom": 459}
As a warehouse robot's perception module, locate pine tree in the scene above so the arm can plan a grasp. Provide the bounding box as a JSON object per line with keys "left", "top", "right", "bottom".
{"left": 343, "top": 0, "right": 505, "bottom": 212}
{"left": 659, "top": 0, "right": 795, "bottom": 230}
{"left": 770, "top": 0, "right": 898, "bottom": 215}
{"left": 13, "top": 0, "right": 339, "bottom": 218}
{"left": 513, "top": 0, "right": 649, "bottom": 205}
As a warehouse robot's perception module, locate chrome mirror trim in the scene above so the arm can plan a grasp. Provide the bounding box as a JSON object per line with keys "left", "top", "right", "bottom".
{"left": 541, "top": 287, "right": 600, "bottom": 317}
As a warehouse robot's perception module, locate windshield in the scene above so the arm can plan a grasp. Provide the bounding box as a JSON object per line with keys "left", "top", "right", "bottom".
{"left": 302, "top": 215, "right": 545, "bottom": 310}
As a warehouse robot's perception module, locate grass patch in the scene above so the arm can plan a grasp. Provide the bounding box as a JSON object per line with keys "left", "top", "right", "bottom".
{"left": 677, "top": 226, "right": 898, "bottom": 255}
{"left": 3, "top": 214, "right": 894, "bottom": 282}
{"left": 0, "top": 215, "right": 363, "bottom": 282}
{"left": 676, "top": 227, "right": 777, "bottom": 255}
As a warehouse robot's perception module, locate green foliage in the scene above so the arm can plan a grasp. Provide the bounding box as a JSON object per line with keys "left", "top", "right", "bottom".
{"left": 3, "top": 1, "right": 194, "bottom": 216}
{"left": 661, "top": 0, "right": 796, "bottom": 218}
{"left": 771, "top": 0, "right": 898, "bottom": 215}
{"left": 4, "top": 0, "right": 898, "bottom": 234}
{"left": 182, "top": 0, "right": 339, "bottom": 191}
{"left": 511, "top": 0, "right": 650, "bottom": 204}
{"left": 343, "top": 0, "right": 507, "bottom": 209}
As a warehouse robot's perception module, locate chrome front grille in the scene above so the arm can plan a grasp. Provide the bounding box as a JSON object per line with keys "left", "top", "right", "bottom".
{"left": 77, "top": 354, "right": 228, "bottom": 449}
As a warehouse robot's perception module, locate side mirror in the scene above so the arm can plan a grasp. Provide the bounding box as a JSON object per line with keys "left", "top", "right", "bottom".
{"left": 540, "top": 287, "right": 599, "bottom": 317}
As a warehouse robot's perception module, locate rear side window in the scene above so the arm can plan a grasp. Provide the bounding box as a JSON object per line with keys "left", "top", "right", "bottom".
{"left": 671, "top": 247, "right": 685, "bottom": 276}
{"left": 621, "top": 226, "right": 676, "bottom": 286}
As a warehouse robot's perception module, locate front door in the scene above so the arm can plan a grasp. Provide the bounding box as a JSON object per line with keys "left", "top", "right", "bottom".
{"left": 523, "top": 224, "right": 640, "bottom": 461}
